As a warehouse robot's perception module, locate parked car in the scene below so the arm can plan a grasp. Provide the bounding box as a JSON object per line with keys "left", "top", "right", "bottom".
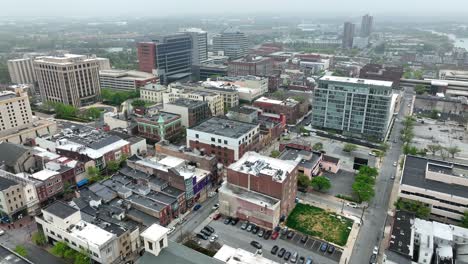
{"left": 372, "top": 246, "right": 378, "bottom": 255}
{"left": 393, "top": 161, "right": 397, "bottom": 167}
{"left": 241, "top": 221, "right": 248, "bottom": 230}
{"left": 278, "top": 248, "right": 286, "bottom": 258}
{"left": 196, "top": 233, "right": 208, "bottom": 240}
{"left": 224, "top": 217, "right": 232, "bottom": 225}
{"left": 252, "top": 225, "right": 259, "bottom": 234}
{"left": 250, "top": 241, "right": 262, "bottom": 249}
{"left": 257, "top": 228, "right": 264, "bottom": 237}
{"left": 204, "top": 226, "right": 215, "bottom": 234}
{"left": 369, "top": 254, "right": 377, "bottom": 264}
{"left": 305, "top": 257, "right": 313, "bottom": 264}
{"left": 327, "top": 245, "right": 335, "bottom": 254}
{"left": 320, "top": 243, "right": 328, "bottom": 252}
{"left": 193, "top": 204, "right": 202, "bottom": 211}
{"left": 271, "top": 231, "right": 279, "bottom": 240}
{"left": 167, "top": 227, "right": 175, "bottom": 235}
{"left": 246, "top": 223, "right": 253, "bottom": 232}
{"left": 300, "top": 235, "right": 308, "bottom": 244}
{"left": 200, "top": 229, "right": 211, "bottom": 236}
{"left": 231, "top": 217, "right": 239, "bottom": 226}
{"left": 287, "top": 230, "right": 295, "bottom": 239}
{"left": 281, "top": 227, "right": 289, "bottom": 235}
{"left": 212, "top": 203, "right": 219, "bottom": 210}
{"left": 298, "top": 256, "right": 305, "bottom": 264}
{"left": 290, "top": 252, "right": 298, "bottom": 263}
{"left": 271, "top": 245, "right": 279, "bottom": 255}
{"left": 263, "top": 230, "right": 272, "bottom": 240}
{"left": 213, "top": 213, "right": 221, "bottom": 220}
{"left": 284, "top": 251, "right": 291, "bottom": 261}
{"left": 209, "top": 234, "right": 218, "bottom": 243}
{"left": 346, "top": 202, "right": 358, "bottom": 208}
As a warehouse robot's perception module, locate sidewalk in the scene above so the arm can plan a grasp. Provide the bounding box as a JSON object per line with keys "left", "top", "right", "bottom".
{"left": 340, "top": 222, "right": 360, "bottom": 264}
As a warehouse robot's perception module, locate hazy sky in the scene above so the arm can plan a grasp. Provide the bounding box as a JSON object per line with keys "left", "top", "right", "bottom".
{"left": 2, "top": 0, "right": 467, "bottom": 18}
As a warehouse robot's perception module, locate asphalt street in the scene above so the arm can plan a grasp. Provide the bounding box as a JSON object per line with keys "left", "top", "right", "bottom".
{"left": 348, "top": 88, "right": 413, "bottom": 264}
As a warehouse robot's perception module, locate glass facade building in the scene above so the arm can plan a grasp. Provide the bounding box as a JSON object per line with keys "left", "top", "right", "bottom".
{"left": 312, "top": 76, "right": 394, "bottom": 141}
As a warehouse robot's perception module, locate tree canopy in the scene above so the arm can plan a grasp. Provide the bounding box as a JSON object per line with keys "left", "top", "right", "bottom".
{"left": 343, "top": 143, "right": 357, "bottom": 153}
{"left": 311, "top": 176, "right": 331, "bottom": 192}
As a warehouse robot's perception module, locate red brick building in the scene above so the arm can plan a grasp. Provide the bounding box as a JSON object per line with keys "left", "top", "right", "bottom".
{"left": 137, "top": 42, "right": 156, "bottom": 73}
{"left": 228, "top": 56, "right": 274, "bottom": 77}
{"left": 254, "top": 97, "right": 304, "bottom": 125}
{"left": 219, "top": 152, "right": 299, "bottom": 228}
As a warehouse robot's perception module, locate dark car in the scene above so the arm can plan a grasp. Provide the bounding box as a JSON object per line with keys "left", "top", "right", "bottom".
{"left": 193, "top": 204, "right": 202, "bottom": 211}
{"left": 327, "top": 245, "right": 335, "bottom": 254}
{"left": 278, "top": 248, "right": 286, "bottom": 258}
{"left": 257, "top": 228, "right": 264, "bottom": 237}
{"left": 204, "top": 226, "right": 215, "bottom": 234}
{"left": 271, "top": 245, "right": 279, "bottom": 255}
{"left": 263, "top": 230, "right": 272, "bottom": 240}
{"left": 250, "top": 241, "right": 262, "bottom": 249}
{"left": 252, "top": 225, "right": 259, "bottom": 234}
{"left": 231, "top": 217, "right": 239, "bottom": 226}
{"left": 196, "top": 233, "right": 208, "bottom": 240}
{"left": 300, "top": 235, "right": 308, "bottom": 244}
{"left": 298, "top": 256, "right": 305, "bottom": 264}
{"left": 284, "top": 251, "right": 291, "bottom": 261}
{"left": 320, "top": 243, "right": 328, "bottom": 252}
{"left": 369, "top": 254, "right": 377, "bottom": 264}
{"left": 200, "top": 229, "right": 211, "bottom": 236}
{"left": 287, "top": 231, "right": 295, "bottom": 239}
{"left": 281, "top": 227, "right": 289, "bottom": 235}
{"left": 224, "top": 217, "right": 232, "bottom": 225}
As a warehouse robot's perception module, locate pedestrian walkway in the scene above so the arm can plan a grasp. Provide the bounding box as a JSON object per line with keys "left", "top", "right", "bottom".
{"left": 340, "top": 222, "right": 360, "bottom": 264}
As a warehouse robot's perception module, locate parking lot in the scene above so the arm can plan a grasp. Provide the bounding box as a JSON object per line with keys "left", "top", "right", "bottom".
{"left": 193, "top": 216, "right": 342, "bottom": 264}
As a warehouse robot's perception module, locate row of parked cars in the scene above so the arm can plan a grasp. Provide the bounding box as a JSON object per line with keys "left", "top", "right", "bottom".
{"left": 270, "top": 245, "right": 313, "bottom": 264}
{"left": 195, "top": 225, "right": 218, "bottom": 243}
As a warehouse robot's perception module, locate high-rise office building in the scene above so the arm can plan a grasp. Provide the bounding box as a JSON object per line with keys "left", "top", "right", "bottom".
{"left": 0, "top": 87, "right": 33, "bottom": 132}
{"left": 342, "top": 22, "right": 356, "bottom": 49}
{"left": 180, "top": 28, "right": 208, "bottom": 65}
{"left": 311, "top": 76, "right": 395, "bottom": 141}
{"left": 137, "top": 34, "right": 193, "bottom": 85}
{"left": 7, "top": 58, "right": 36, "bottom": 84}
{"left": 212, "top": 27, "right": 248, "bottom": 59}
{"left": 360, "top": 14, "right": 374, "bottom": 37}
{"left": 34, "top": 54, "right": 101, "bottom": 107}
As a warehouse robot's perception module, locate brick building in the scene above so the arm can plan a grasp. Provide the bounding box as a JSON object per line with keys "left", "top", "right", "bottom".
{"left": 136, "top": 112, "right": 182, "bottom": 143}
{"left": 163, "top": 99, "right": 210, "bottom": 128}
{"left": 219, "top": 152, "right": 299, "bottom": 228}
{"left": 253, "top": 97, "right": 303, "bottom": 125}
{"left": 137, "top": 42, "right": 157, "bottom": 73}
{"left": 359, "top": 64, "right": 403, "bottom": 89}
{"left": 228, "top": 56, "right": 274, "bottom": 77}
{"left": 186, "top": 117, "right": 260, "bottom": 165}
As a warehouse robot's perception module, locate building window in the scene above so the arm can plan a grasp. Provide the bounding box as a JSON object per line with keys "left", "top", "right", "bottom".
{"left": 71, "top": 241, "right": 76, "bottom": 246}
{"left": 211, "top": 137, "right": 215, "bottom": 142}
{"left": 224, "top": 140, "right": 227, "bottom": 144}
{"left": 159, "top": 239, "right": 164, "bottom": 248}
{"left": 148, "top": 241, "right": 153, "bottom": 250}
{"left": 195, "top": 134, "right": 199, "bottom": 139}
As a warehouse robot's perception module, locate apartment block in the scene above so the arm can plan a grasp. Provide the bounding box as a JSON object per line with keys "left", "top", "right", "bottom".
{"left": 212, "top": 27, "right": 248, "bottom": 59}
{"left": 164, "top": 83, "right": 224, "bottom": 116}
{"left": 180, "top": 28, "right": 208, "bottom": 65}
{"left": 0, "top": 88, "right": 33, "bottom": 132}
{"left": 163, "top": 99, "right": 210, "bottom": 127}
{"left": 312, "top": 76, "right": 397, "bottom": 141}
{"left": 7, "top": 58, "right": 36, "bottom": 84}
{"left": 34, "top": 54, "right": 101, "bottom": 107}
{"left": 228, "top": 56, "right": 274, "bottom": 77}
{"left": 140, "top": 83, "right": 167, "bottom": 104}
{"left": 254, "top": 97, "right": 304, "bottom": 125}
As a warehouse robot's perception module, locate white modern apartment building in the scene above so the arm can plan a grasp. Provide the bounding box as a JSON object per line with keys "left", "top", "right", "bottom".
{"left": 212, "top": 27, "right": 248, "bottom": 59}
{"left": 180, "top": 28, "right": 208, "bottom": 65}
{"left": 140, "top": 83, "right": 167, "bottom": 104}
{"left": 0, "top": 87, "right": 32, "bottom": 132}
{"left": 399, "top": 155, "right": 468, "bottom": 221}
{"left": 99, "top": 69, "right": 157, "bottom": 91}
{"left": 36, "top": 201, "right": 119, "bottom": 264}
{"left": 7, "top": 58, "right": 36, "bottom": 84}
{"left": 202, "top": 76, "right": 268, "bottom": 103}
{"left": 165, "top": 83, "right": 224, "bottom": 116}
{"left": 34, "top": 54, "right": 101, "bottom": 107}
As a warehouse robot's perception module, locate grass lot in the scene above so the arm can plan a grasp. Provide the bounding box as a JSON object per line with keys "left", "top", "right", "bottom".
{"left": 286, "top": 203, "right": 353, "bottom": 246}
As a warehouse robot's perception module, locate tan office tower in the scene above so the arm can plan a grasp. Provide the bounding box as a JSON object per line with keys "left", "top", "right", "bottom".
{"left": 34, "top": 54, "right": 101, "bottom": 107}
{"left": 7, "top": 58, "right": 36, "bottom": 84}
{"left": 0, "top": 87, "right": 33, "bottom": 132}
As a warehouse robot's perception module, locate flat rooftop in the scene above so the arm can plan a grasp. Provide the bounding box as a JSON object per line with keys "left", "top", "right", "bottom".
{"left": 137, "top": 111, "right": 180, "bottom": 123}
{"left": 320, "top": 76, "right": 393, "bottom": 87}
{"left": 127, "top": 194, "right": 167, "bottom": 212}
{"left": 0, "top": 91, "right": 17, "bottom": 101}
{"left": 30, "top": 169, "right": 59, "bottom": 181}
{"left": 167, "top": 98, "right": 208, "bottom": 109}
{"left": 220, "top": 183, "right": 280, "bottom": 209}
{"left": 34, "top": 54, "right": 95, "bottom": 65}
{"left": 141, "top": 223, "right": 169, "bottom": 241}
{"left": 70, "top": 220, "right": 115, "bottom": 247}
{"left": 189, "top": 117, "right": 258, "bottom": 139}
{"left": 99, "top": 69, "right": 155, "bottom": 80}
{"left": 0, "top": 176, "right": 18, "bottom": 191}
{"left": 388, "top": 210, "right": 414, "bottom": 257}
{"left": 229, "top": 151, "right": 298, "bottom": 182}
{"left": 402, "top": 155, "right": 468, "bottom": 199}
{"left": 280, "top": 148, "right": 321, "bottom": 169}
{"left": 43, "top": 201, "right": 78, "bottom": 219}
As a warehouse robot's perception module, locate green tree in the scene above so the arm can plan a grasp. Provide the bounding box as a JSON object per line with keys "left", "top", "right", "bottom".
{"left": 131, "top": 99, "right": 146, "bottom": 108}
{"left": 32, "top": 231, "right": 47, "bottom": 246}
{"left": 430, "top": 109, "right": 440, "bottom": 119}
{"left": 352, "top": 181, "right": 375, "bottom": 202}
{"left": 343, "top": 143, "right": 357, "bottom": 153}
{"left": 85, "top": 107, "right": 102, "bottom": 120}
{"left": 298, "top": 126, "right": 308, "bottom": 134}
{"left": 380, "top": 143, "right": 390, "bottom": 153}
{"left": 53, "top": 102, "right": 78, "bottom": 119}
{"left": 74, "top": 251, "right": 91, "bottom": 264}
{"left": 106, "top": 160, "right": 120, "bottom": 173}
{"left": 270, "top": 150, "right": 280, "bottom": 158}
{"left": 312, "top": 142, "right": 323, "bottom": 151}
{"left": 395, "top": 198, "right": 431, "bottom": 218}
{"left": 310, "top": 176, "right": 331, "bottom": 192}
{"left": 14, "top": 245, "right": 27, "bottom": 257}
{"left": 297, "top": 173, "right": 310, "bottom": 188}
{"left": 87, "top": 167, "right": 102, "bottom": 183}
{"left": 414, "top": 84, "right": 427, "bottom": 95}
{"left": 358, "top": 166, "right": 378, "bottom": 178}
{"left": 447, "top": 146, "right": 461, "bottom": 158}
{"left": 462, "top": 211, "right": 468, "bottom": 228}
{"left": 51, "top": 241, "right": 69, "bottom": 258}
{"left": 427, "top": 144, "right": 442, "bottom": 156}
{"left": 413, "top": 70, "right": 423, "bottom": 80}
{"left": 64, "top": 248, "right": 77, "bottom": 260}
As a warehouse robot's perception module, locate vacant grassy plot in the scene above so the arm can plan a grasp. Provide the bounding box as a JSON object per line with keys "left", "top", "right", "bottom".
{"left": 286, "top": 203, "right": 353, "bottom": 246}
